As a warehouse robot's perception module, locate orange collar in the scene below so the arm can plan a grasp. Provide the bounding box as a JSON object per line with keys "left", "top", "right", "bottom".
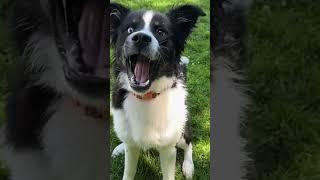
{"left": 133, "top": 91, "right": 160, "bottom": 100}
{"left": 72, "top": 99, "right": 107, "bottom": 121}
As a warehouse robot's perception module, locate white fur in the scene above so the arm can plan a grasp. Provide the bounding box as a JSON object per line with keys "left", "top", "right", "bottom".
{"left": 123, "top": 144, "right": 140, "bottom": 180}
{"left": 112, "top": 78, "right": 187, "bottom": 149}
{"left": 158, "top": 146, "right": 176, "bottom": 180}
{"left": 177, "top": 138, "right": 194, "bottom": 179}
{"left": 142, "top": 11, "right": 159, "bottom": 59}
{"left": 2, "top": 97, "right": 106, "bottom": 180}
{"left": 112, "top": 73, "right": 191, "bottom": 179}
{"left": 142, "top": 11, "right": 154, "bottom": 30}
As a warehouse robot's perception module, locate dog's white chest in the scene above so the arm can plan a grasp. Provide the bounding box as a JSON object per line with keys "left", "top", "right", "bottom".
{"left": 113, "top": 86, "right": 187, "bottom": 149}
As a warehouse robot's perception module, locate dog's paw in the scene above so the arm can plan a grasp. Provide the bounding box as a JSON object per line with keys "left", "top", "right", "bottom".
{"left": 180, "top": 56, "right": 190, "bottom": 65}
{"left": 182, "top": 159, "right": 194, "bottom": 179}
{"left": 111, "top": 143, "right": 125, "bottom": 158}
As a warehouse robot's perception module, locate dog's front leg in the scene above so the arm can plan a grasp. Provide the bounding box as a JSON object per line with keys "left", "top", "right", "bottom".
{"left": 123, "top": 143, "right": 140, "bottom": 180}
{"left": 159, "top": 146, "right": 177, "bottom": 180}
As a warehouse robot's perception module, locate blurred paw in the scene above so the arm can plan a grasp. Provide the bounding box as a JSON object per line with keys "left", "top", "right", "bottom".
{"left": 111, "top": 143, "right": 125, "bottom": 158}
{"left": 182, "top": 159, "right": 194, "bottom": 179}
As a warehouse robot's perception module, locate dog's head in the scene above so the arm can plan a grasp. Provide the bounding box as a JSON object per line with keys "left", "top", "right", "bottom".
{"left": 110, "top": 3, "right": 205, "bottom": 93}
{"left": 52, "top": 0, "right": 107, "bottom": 98}
{"left": 11, "top": 0, "right": 107, "bottom": 101}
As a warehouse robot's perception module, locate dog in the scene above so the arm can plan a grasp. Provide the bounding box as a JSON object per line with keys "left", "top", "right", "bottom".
{"left": 1, "top": 0, "right": 107, "bottom": 180}
{"left": 110, "top": 3, "right": 205, "bottom": 180}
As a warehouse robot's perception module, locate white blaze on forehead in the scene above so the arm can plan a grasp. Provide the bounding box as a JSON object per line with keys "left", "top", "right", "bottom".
{"left": 127, "top": 10, "right": 159, "bottom": 60}
{"left": 142, "top": 11, "right": 154, "bottom": 30}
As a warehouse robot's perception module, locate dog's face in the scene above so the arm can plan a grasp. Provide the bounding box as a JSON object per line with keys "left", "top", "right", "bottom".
{"left": 49, "top": 0, "right": 107, "bottom": 98}
{"left": 110, "top": 3, "right": 205, "bottom": 93}
{"left": 12, "top": 0, "right": 107, "bottom": 100}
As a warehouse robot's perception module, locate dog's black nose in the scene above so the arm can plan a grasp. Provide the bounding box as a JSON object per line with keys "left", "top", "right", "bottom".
{"left": 132, "top": 33, "right": 152, "bottom": 48}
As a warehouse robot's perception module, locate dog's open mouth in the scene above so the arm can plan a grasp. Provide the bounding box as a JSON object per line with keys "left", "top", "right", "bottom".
{"left": 59, "top": 0, "right": 107, "bottom": 96}
{"left": 78, "top": 0, "right": 106, "bottom": 77}
{"left": 126, "top": 54, "right": 156, "bottom": 91}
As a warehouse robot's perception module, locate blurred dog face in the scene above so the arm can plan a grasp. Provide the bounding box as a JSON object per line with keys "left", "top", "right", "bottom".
{"left": 50, "top": 0, "right": 107, "bottom": 97}
{"left": 110, "top": 3, "right": 205, "bottom": 93}
{"left": 11, "top": 0, "right": 107, "bottom": 99}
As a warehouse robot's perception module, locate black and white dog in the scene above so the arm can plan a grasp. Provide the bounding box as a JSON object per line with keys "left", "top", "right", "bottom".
{"left": 110, "top": 3, "right": 205, "bottom": 180}
{"left": 2, "top": 0, "right": 107, "bottom": 180}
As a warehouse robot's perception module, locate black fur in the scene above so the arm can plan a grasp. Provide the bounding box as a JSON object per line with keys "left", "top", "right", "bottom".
{"left": 110, "top": 2, "right": 130, "bottom": 44}
{"left": 111, "top": 85, "right": 128, "bottom": 109}
{"left": 183, "top": 116, "right": 192, "bottom": 144}
{"left": 166, "top": 5, "right": 206, "bottom": 56}
{"left": 9, "top": 0, "right": 49, "bottom": 54}
{"left": 5, "top": 63, "right": 59, "bottom": 149}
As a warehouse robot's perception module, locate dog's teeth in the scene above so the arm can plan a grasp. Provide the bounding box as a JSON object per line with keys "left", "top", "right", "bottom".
{"left": 141, "top": 80, "right": 149, "bottom": 86}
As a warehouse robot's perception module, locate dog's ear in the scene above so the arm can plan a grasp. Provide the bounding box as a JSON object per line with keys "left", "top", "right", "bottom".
{"left": 167, "top": 5, "right": 205, "bottom": 53}
{"left": 110, "top": 3, "right": 130, "bottom": 45}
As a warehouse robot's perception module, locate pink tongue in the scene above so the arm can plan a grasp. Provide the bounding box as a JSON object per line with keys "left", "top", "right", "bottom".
{"left": 79, "top": 1, "right": 105, "bottom": 68}
{"left": 134, "top": 58, "right": 150, "bottom": 84}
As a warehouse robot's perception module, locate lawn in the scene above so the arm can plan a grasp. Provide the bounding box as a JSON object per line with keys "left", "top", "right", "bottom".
{"left": 109, "top": 0, "right": 210, "bottom": 179}
{"left": 245, "top": 0, "right": 320, "bottom": 179}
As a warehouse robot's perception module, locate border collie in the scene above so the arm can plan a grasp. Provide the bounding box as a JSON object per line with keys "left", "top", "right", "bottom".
{"left": 110, "top": 3, "right": 205, "bottom": 180}
{"left": 1, "top": 0, "right": 107, "bottom": 180}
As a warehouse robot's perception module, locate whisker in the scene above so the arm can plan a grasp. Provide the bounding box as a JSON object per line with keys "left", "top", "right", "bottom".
{"left": 159, "top": 39, "right": 168, "bottom": 45}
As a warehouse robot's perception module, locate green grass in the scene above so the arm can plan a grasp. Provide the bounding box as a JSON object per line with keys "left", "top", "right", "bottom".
{"left": 110, "top": 0, "right": 210, "bottom": 179}
{"left": 245, "top": 0, "right": 320, "bottom": 179}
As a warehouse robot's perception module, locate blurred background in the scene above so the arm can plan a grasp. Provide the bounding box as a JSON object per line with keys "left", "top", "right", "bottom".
{"left": 245, "top": 0, "right": 320, "bottom": 179}
{"left": 0, "top": 0, "right": 13, "bottom": 178}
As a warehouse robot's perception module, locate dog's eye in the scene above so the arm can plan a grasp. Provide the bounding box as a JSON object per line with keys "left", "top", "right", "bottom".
{"left": 157, "top": 28, "right": 166, "bottom": 36}
{"left": 128, "top": 27, "right": 134, "bottom": 34}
